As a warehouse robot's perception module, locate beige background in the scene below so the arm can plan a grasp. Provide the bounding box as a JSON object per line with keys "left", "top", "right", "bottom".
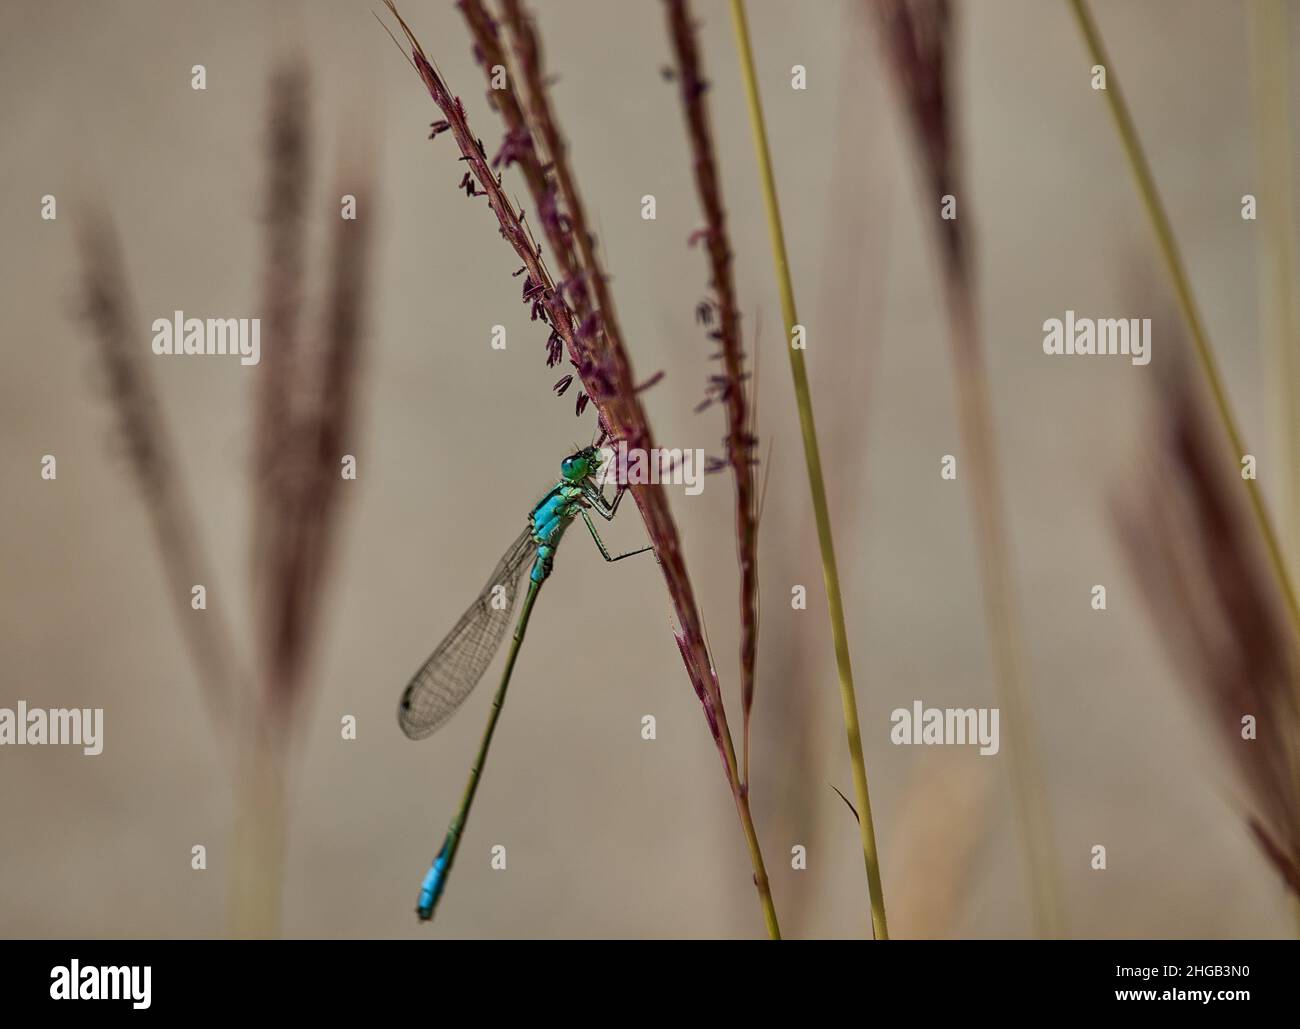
{"left": 0, "top": 0, "right": 1294, "bottom": 937}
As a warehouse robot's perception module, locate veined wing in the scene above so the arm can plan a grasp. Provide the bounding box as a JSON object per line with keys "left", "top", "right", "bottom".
{"left": 398, "top": 527, "right": 535, "bottom": 740}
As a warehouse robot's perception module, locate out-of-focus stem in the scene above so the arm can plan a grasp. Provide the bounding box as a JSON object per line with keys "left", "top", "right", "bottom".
{"left": 1248, "top": 0, "right": 1300, "bottom": 934}
{"left": 871, "top": 0, "right": 1065, "bottom": 936}
{"left": 78, "top": 219, "right": 244, "bottom": 732}
{"left": 943, "top": 280, "right": 1064, "bottom": 939}
{"left": 228, "top": 730, "right": 285, "bottom": 939}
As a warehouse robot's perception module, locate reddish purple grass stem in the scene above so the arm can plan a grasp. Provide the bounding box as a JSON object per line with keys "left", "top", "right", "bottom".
{"left": 663, "top": 0, "right": 760, "bottom": 786}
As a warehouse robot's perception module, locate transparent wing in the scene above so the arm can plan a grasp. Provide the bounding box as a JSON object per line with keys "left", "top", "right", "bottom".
{"left": 398, "top": 528, "right": 535, "bottom": 740}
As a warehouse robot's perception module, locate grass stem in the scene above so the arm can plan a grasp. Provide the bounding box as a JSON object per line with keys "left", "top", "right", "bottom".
{"left": 228, "top": 731, "right": 285, "bottom": 938}
{"left": 728, "top": 0, "right": 888, "bottom": 939}
{"left": 663, "top": 0, "right": 760, "bottom": 790}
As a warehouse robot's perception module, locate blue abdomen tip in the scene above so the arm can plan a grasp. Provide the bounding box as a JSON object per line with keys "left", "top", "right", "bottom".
{"left": 416, "top": 851, "right": 449, "bottom": 920}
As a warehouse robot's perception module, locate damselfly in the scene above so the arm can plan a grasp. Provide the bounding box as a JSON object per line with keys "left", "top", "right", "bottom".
{"left": 399, "top": 445, "right": 652, "bottom": 921}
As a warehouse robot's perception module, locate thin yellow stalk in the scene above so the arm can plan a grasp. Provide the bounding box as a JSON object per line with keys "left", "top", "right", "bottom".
{"left": 729, "top": 0, "right": 888, "bottom": 939}
{"left": 1068, "top": 0, "right": 1300, "bottom": 642}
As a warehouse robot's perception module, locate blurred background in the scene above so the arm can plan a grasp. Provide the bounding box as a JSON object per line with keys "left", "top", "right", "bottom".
{"left": 0, "top": 0, "right": 1295, "bottom": 938}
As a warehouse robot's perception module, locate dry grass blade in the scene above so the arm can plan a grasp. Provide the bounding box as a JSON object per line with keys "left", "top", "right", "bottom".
{"left": 663, "top": 0, "right": 760, "bottom": 788}
{"left": 380, "top": 0, "right": 780, "bottom": 937}
{"left": 1117, "top": 345, "right": 1300, "bottom": 899}
{"left": 76, "top": 217, "right": 244, "bottom": 731}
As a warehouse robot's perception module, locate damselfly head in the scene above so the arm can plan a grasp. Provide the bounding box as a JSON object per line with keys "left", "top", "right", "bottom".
{"left": 560, "top": 445, "right": 601, "bottom": 483}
